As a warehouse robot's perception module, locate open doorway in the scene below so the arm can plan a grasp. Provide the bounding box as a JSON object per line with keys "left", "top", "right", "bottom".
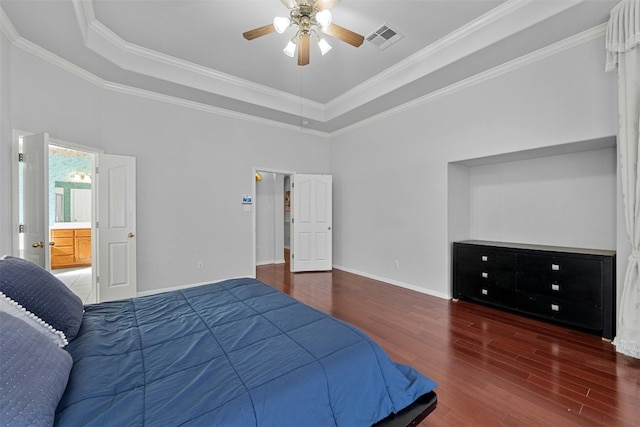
{"left": 253, "top": 169, "right": 334, "bottom": 275}
{"left": 14, "top": 131, "right": 138, "bottom": 302}
{"left": 255, "top": 170, "right": 292, "bottom": 268}
{"left": 14, "top": 133, "right": 98, "bottom": 304}
{"left": 49, "top": 144, "right": 95, "bottom": 304}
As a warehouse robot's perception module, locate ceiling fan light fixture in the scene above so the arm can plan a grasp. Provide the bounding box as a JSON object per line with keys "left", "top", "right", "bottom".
{"left": 243, "top": 1, "right": 364, "bottom": 66}
{"left": 315, "top": 9, "right": 332, "bottom": 30}
{"left": 317, "top": 37, "right": 332, "bottom": 55}
{"left": 273, "top": 16, "right": 291, "bottom": 34}
{"left": 283, "top": 39, "right": 297, "bottom": 57}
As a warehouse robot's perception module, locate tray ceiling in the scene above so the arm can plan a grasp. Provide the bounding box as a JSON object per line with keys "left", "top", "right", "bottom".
{"left": 0, "top": 0, "right": 617, "bottom": 134}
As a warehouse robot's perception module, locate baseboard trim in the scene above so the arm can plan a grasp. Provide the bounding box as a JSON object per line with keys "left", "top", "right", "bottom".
{"left": 332, "top": 265, "right": 451, "bottom": 300}
{"left": 256, "top": 259, "right": 286, "bottom": 266}
{"left": 136, "top": 266, "right": 451, "bottom": 300}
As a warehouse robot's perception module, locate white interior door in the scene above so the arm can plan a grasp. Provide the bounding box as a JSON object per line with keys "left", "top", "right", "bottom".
{"left": 291, "top": 174, "right": 332, "bottom": 272}
{"left": 21, "top": 133, "right": 49, "bottom": 268}
{"left": 97, "top": 154, "right": 137, "bottom": 301}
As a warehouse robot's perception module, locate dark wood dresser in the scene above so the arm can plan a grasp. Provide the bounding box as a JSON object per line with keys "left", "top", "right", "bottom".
{"left": 452, "top": 240, "right": 616, "bottom": 340}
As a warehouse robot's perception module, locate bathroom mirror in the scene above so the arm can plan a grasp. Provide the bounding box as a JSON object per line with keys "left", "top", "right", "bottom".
{"left": 53, "top": 182, "right": 91, "bottom": 223}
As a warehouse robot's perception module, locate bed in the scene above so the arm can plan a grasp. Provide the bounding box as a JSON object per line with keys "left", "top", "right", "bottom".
{"left": 0, "top": 256, "right": 438, "bottom": 426}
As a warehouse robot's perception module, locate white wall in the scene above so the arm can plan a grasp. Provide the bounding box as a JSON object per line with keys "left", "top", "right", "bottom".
{"left": 2, "top": 31, "right": 624, "bottom": 303}
{"left": 331, "top": 37, "right": 619, "bottom": 299}
{"left": 4, "top": 46, "right": 330, "bottom": 293}
{"left": 0, "top": 32, "right": 11, "bottom": 257}
{"left": 467, "top": 147, "right": 617, "bottom": 250}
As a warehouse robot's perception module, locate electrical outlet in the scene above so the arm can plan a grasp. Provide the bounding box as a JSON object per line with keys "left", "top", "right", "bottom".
{"left": 197, "top": 261, "right": 204, "bottom": 270}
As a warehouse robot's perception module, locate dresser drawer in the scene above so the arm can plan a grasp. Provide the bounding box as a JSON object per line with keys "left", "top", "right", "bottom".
{"left": 52, "top": 246, "right": 74, "bottom": 256}
{"left": 517, "top": 254, "right": 602, "bottom": 286}
{"left": 457, "top": 267, "right": 516, "bottom": 291}
{"left": 457, "top": 245, "right": 515, "bottom": 271}
{"left": 75, "top": 228, "right": 91, "bottom": 237}
{"left": 51, "top": 254, "right": 75, "bottom": 266}
{"left": 461, "top": 283, "right": 516, "bottom": 308}
{"left": 516, "top": 273, "right": 602, "bottom": 304}
{"left": 516, "top": 291, "right": 602, "bottom": 330}
{"left": 52, "top": 229, "right": 74, "bottom": 238}
{"left": 51, "top": 237, "right": 74, "bottom": 247}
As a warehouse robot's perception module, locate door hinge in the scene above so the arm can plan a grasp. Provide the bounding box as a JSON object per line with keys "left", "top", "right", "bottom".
{"left": 96, "top": 221, "right": 99, "bottom": 229}
{"left": 18, "top": 153, "right": 24, "bottom": 162}
{"left": 292, "top": 253, "right": 294, "bottom": 259}
{"left": 292, "top": 218, "right": 294, "bottom": 224}
{"left": 95, "top": 166, "right": 98, "bottom": 174}
{"left": 18, "top": 224, "right": 24, "bottom": 233}
{"left": 292, "top": 182, "right": 294, "bottom": 188}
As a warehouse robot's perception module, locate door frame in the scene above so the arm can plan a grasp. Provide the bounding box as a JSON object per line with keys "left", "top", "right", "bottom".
{"left": 12, "top": 129, "right": 103, "bottom": 301}
{"left": 252, "top": 167, "right": 295, "bottom": 277}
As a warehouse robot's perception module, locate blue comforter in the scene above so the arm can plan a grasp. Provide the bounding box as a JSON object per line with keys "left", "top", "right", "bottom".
{"left": 55, "top": 278, "right": 437, "bottom": 426}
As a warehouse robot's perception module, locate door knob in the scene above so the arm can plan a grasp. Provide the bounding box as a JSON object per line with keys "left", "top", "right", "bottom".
{"left": 31, "top": 241, "right": 44, "bottom": 248}
{"left": 328, "top": 226, "right": 331, "bottom": 230}
{"left": 128, "top": 232, "right": 135, "bottom": 238}
{"left": 49, "top": 241, "right": 56, "bottom": 246}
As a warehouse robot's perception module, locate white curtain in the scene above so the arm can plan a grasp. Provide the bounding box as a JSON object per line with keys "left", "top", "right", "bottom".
{"left": 606, "top": 0, "right": 640, "bottom": 359}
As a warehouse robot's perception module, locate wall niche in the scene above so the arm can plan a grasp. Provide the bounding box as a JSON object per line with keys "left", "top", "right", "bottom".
{"left": 447, "top": 136, "right": 617, "bottom": 253}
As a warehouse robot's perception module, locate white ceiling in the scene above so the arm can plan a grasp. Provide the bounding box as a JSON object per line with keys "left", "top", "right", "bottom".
{"left": 0, "top": 0, "right": 618, "bottom": 134}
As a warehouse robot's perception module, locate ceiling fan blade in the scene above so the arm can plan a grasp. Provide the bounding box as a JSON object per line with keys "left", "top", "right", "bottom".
{"left": 243, "top": 24, "right": 276, "bottom": 40}
{"left": 281, "top": 0, "right": 297, "bottom": 9}
{"left": 324, "top": 23, "right": 364, "bottom": 47}
{"left": 315, "top": 0, "right": 340, "bottom": 11}
{"left": 298, "top": 33, "right": 310, "bottom": 66}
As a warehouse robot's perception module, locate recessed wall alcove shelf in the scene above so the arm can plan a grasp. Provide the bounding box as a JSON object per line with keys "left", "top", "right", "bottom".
{"left": 447, "top": 136, "right": 618, "bottom": 338}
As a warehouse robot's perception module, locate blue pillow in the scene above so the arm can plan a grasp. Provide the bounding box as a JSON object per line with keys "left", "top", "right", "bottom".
{"left": 0, "top": 256, "right": 83, "bottom": 340}
{"left": 0, "top": 291, "right": 68, "bottom": 347}
{"left": 0, "top": 312, "right": 73, "bottom": 427}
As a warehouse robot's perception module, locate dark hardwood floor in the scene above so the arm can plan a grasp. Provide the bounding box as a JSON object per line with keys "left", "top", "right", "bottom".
{"left": 256, "top": 264, "right": 640, "bottom": 426}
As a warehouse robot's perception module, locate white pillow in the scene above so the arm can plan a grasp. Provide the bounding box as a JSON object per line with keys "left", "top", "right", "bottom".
{"left": 0, "top": 291, "right": 68, "bottom": 347}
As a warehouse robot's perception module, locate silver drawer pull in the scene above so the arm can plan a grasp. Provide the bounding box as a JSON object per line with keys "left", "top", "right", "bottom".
{"left": 551, "top": 284, "right": 560, "bottom": 292}
{"left": 551, "top": 264, "right": 560, "bottom": 271}
{"left": 481, "top": 255, "right": 488, "bottom": 262}
{"left": 482, "top": 272, "right": 489, "bottom": 278}
{"left": 482, "top": 289, "right": 488, "bottom": 295}
{"left": 551, "top": 304, "right": 560, "bottom": 312}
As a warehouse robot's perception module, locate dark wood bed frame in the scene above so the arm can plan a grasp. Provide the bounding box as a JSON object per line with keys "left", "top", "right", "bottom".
{"left": 373, "top": 391, "right": 438, "bottom": 427}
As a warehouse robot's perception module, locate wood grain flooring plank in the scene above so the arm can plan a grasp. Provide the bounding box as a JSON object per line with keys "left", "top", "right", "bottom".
{"left": 256, "top": 265, "right": 640, "bottom": 426}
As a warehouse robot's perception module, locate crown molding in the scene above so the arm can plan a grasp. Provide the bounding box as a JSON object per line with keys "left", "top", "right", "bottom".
{"left": 103, "top": 80, "right": 330, "bottom": 138}
{"left": 331, "top": 23, "right": 606, "bottom": 138}
{"left": 71, "top": 0, "right": 94, "bottom": 41}
{"left": 72, "top": 0, "right": 585, "bottom": 125}
{"left": 325, "top": 0, "right": 584, "bottom": 120}
{"left": 4, "top": 23, "right": 330, "bottom": 138}
{"left": 2, "top": 2, "right": 604, "bottom": 138}
{"left": 72, "top": 0, "right": 326, "bottom": 122}
{"left": 0, "top": 6, "right": 19, "bottom": 43}
{"left": 12, "top": 34, "right": 105, "bottom": 87}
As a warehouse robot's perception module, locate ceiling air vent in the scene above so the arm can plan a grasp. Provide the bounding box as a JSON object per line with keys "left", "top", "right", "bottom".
{"left": 366, "top": 24, "right": 404, "bottom": 50}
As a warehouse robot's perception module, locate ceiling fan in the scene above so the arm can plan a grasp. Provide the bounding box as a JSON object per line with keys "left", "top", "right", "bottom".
{"left": 243, "top": 0, "right": 364, "bottom": 66}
